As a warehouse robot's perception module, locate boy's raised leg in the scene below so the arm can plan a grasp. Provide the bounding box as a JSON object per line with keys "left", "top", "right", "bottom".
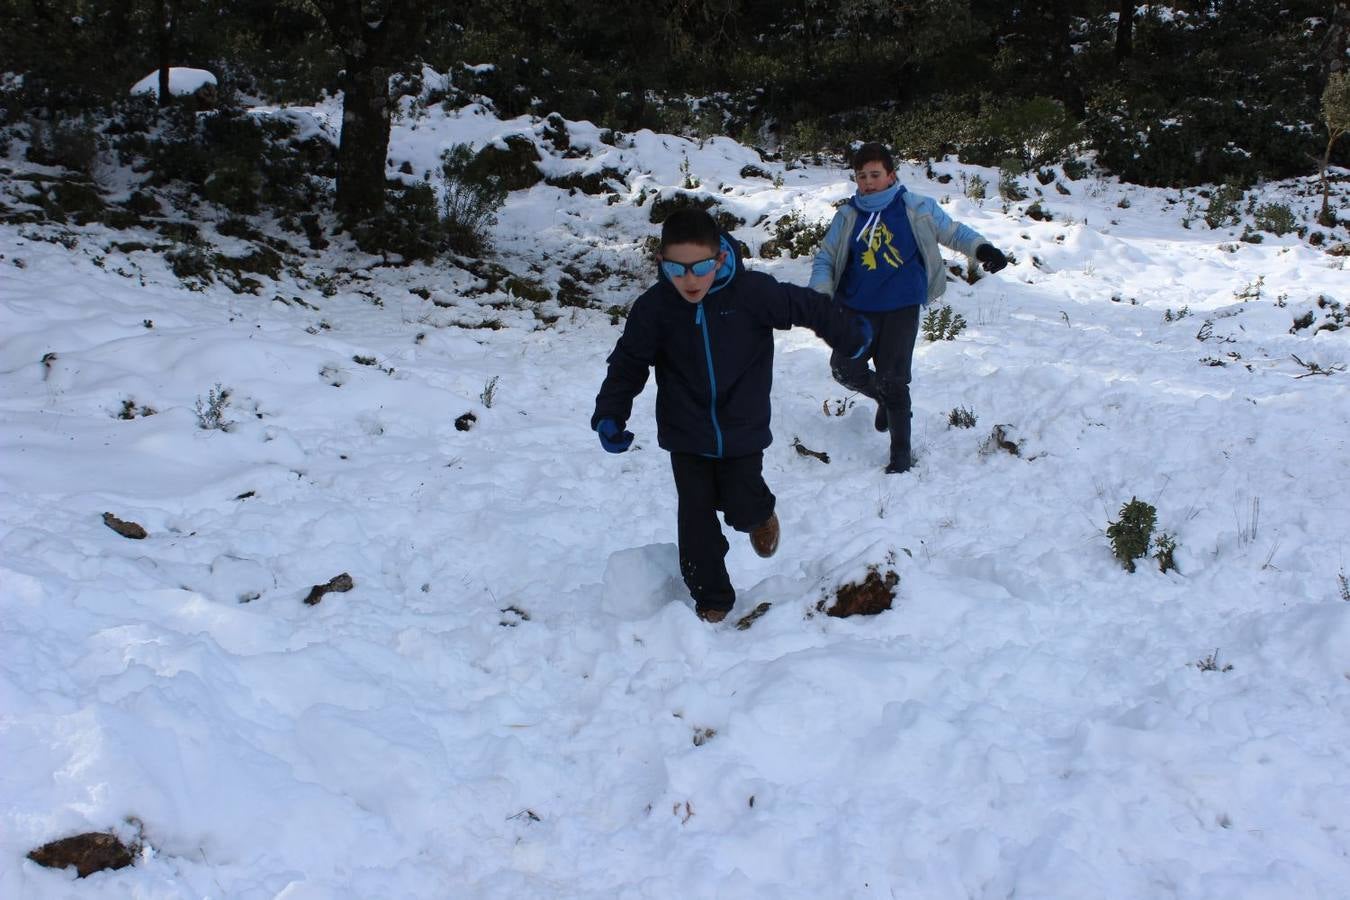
{"left": 714, "top": 451, "right": 777, "bottom": 559}
{"left": 830, "top": 346, "right": 881, "bottom": 420}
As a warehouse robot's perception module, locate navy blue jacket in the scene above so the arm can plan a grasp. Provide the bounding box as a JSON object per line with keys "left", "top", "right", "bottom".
{"left": 592, "top": 241, "right": 865, "bottom": 458}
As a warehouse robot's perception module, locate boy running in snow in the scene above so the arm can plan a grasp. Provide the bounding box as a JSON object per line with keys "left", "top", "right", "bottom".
{"left": 810, "top": 142, "right": 1009, "bottom": 473}
{"left": 592, "top": 209, "right": 871, "bottom": 623}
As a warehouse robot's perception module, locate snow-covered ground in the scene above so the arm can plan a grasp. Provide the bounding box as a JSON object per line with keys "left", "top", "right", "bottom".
{"left": 2, "top": 98, "right": 1349, "bottom": 898}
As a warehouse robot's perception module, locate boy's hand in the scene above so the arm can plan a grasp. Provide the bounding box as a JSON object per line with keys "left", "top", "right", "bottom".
{"left": 596, "top": 418, "right": 634, "bottom": 453}
{"left": 851, "top": 315, "right": 873, "bottom": 360}
{"left": 976, "top": 244, "right": 1008, "bottom": 273}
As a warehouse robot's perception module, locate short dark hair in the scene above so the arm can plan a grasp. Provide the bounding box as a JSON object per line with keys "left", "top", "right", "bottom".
{"left": 660, "top": 209, "right": 720, "bottom": 252}
{"left": 850, "top": 141, "right": 895, "bottom": 173}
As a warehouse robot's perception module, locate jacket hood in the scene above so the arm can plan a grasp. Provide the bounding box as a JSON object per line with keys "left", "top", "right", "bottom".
{"left": 707, "top": 233, "right": 738, "bottom": 294}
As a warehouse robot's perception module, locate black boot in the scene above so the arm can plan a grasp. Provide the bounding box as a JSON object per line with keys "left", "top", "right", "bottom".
{"left": 884, "top": 454, "right": 911, "bottom": 474}
{"left": 883, "top": 406, "right": 912, "bottom": 473}
{"left": 874, "top": 403, "right": 888, "bottom": 432}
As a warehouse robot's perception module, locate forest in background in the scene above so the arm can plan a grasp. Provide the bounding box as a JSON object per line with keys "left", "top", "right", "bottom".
{"left": 2, "top": 1, "right": 1348, "bottom": 239}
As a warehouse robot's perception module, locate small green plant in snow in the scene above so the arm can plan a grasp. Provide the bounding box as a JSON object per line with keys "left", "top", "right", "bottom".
{"left": 948, "top": 406, "right": 977, "bottom": 428}
{"left": 194, "top": 384, "right": 233, "bottom": 431}
{"left": 922, "top": 305, "right": 967, "bottom": 342}
{"left": 480, "top": 375, "right": 500, "bottom": 408}
{"left": 1106, "top": 497, "right": 1156, "bottom": 573}
{"left": 1203, "top": 181, "right": 1244, "bottom": 229}
{"left": 1154, "top": 532, "right": 1178, "bottom": 574}
{"left": 965, "top": 173, "right": 987, "bottom": 201}
{"left": 1234, "top": 276, "right": 1264, "bottom": 302}
{"left": 1196, "top": 649, "right": 1233, "bottom": 672}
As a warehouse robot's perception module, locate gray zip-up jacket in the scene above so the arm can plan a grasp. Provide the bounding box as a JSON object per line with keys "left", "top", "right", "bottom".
{"left": 809, "top": 188, "right": 987, "bottom": 304}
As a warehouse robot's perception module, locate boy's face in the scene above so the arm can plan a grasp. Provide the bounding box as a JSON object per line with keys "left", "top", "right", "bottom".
{"left": 854, "top": 162, "right": 896, "bottom": 195}
{"left": 660, "top": 241, "right": 725, "bottom": 304}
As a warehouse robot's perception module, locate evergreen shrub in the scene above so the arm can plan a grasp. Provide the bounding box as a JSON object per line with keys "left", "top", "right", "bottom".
{"left": 948, "top": 406, "right": 977, "bottom": 428}
{"left": 922, "top": 305, "right": 966, "bottom": 342}
{"left": 464, "top": 135, "right": 542, "bottom": 192}
{"left": 440, "top": 144, "right": 508, "bottom": 256}
{"left": 124, "top": 106, "right": 328, "bottom": 218}
{"left": 26, "top": 115, "right": 99, "bottom": 173}
{"left": 1106, "top": 497, "right": 1156, "bottom": 573}
{"left": 770, "top": 211, "right": 828, "bottom": 258}
{"left": 1203, "top": 181, "right": 1244, "bottom": 229}
{"left": 352, "top": 182, "right": 444, "bottom": 262}
{"left": 1154, "top": 532, "right": 1178, "bottom": 574}
{"left": 1254, "top": 202, "right": 1296, "bottom": 236}
{"left": 998, "top": 160, "right": 1027, "bottom": 200}
{"left": 973, "top": 96, "right": 1077, "bottom": 170}
{"left": 166, "top": 247, "right": 212, "bottom": 282}
{"left": 888, "top": 98, "right": 981, "bottom": 162}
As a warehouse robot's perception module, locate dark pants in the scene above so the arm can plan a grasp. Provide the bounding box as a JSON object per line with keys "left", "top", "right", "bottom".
{"left": 669, "top": 451, "right": 775, "bottom": 614}
{"left": 830, "top": 304, "right": 922, "bottom": 468}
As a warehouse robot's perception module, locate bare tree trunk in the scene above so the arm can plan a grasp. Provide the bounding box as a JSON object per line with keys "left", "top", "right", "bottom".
{"left": 153, "top": 0, "right": 182, "bottom": 107}
{"left": 1319, "top": 9, "right": 1350, "bottom": 223}
{"left": 335, "top": 60, "right": 394, "bottom": 223}
{"left": 310, "top": 0, "right": 427, "bottom": 225}
{"left": 1322, "top": 131, "right": 1335, "bottom": 223}
{"left": 1114, "top": 0, "right": 1133, "bottom": 65}
{"left": 1047, "top": 0, "right": 1083, "bottom": 117}
{"left": 798, "top": 0, "right": 815, "bottom": 73}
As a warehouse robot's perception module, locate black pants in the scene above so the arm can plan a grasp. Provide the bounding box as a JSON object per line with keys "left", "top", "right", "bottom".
{"left": 669, "top": 451, "right": 775, "bottom": 614}
{"left": 830, "top": 304, "right": 922, "bottom": 466}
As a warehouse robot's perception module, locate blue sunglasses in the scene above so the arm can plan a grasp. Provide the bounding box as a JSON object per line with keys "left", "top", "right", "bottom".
{"left": 660, "top": 256, "right": 719, "bottom": 279}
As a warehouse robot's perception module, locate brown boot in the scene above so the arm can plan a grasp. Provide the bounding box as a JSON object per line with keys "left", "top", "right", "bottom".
{"left": 750, "top": 512, "right": 779, "bottom": 558}
{"left": 697, "top": 607, "right": 728, "bottom": 623}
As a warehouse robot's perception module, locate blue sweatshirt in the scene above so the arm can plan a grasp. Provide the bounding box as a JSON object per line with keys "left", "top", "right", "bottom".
{"left": 837, "top": 186, "right": 928, "bottom": 312}
{"left": 810, "top": 187, "right": 988, "bottom": 305}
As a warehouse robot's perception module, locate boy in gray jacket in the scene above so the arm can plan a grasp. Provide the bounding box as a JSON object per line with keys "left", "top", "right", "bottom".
{"left": 810, "top": 142, "right": 1008, "bottom": 473}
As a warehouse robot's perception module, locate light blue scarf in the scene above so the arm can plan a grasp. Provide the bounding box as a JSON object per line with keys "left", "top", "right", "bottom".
{"left": 852, "top": 182, "right": 902, "bottom": 212}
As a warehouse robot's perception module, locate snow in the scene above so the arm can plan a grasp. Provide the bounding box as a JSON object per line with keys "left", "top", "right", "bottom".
{"left": 129, "top": 68, "right": 217, "bottom": 99}
{"left": 2, "top": 98, "right": 1349, "bottom": 898}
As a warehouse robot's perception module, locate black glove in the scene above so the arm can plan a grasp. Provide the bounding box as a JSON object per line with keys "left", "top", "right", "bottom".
{"left": 596, "top": 418, "right": 634, "bottom": 453}
{"left": 976, "top": 244, "right": 1007, "bottom": 273}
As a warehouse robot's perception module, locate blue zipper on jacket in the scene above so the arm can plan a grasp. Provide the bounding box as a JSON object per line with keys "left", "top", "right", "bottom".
{"left": 694, "top": 303, "right": 724, "bottom": 458}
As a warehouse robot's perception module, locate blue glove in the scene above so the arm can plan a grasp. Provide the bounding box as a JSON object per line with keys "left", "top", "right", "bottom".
{"left": 596, "top": 418, "right": 634, "bottom": 453}
{"left": 850, "top": 315, "right": 873, "bottom": 360}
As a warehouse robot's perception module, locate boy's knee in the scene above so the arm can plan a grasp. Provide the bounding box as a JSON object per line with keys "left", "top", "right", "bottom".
{"left": 831, "top": 363, "right": 869, "bottom": 391}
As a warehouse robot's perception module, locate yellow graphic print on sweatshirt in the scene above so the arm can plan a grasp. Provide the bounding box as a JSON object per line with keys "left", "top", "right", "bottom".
{"left": 859, "top": 217, "right": 903, "bottom": 271}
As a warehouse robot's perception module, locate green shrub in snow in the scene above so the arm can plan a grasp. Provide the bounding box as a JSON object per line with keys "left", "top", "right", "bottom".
{"left": 965, "top": 173, "right": 987, "bottom": 201}
{"left": 194, "top": 384, "right": 233, "bottom": 431}
{"left": 1253, "top": 202, "right": 1296, "bottom": 236}
{"left": 770, "top": 211, "right": 828, "bottom": 258}
{"left": 1106, "top": 497, "right": 1153, "bottom": 572}
{"left": 1203, "top": 181, "right": 1244, "bottom": 229}
{"left": 997, "top": 159, "right": 1027, "bottom": 201}
{"left": 948, "top": 406, "right": 977, "bottom": 428}
{"left": 922, "top": 305, "right": 966, "bottom": 342}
